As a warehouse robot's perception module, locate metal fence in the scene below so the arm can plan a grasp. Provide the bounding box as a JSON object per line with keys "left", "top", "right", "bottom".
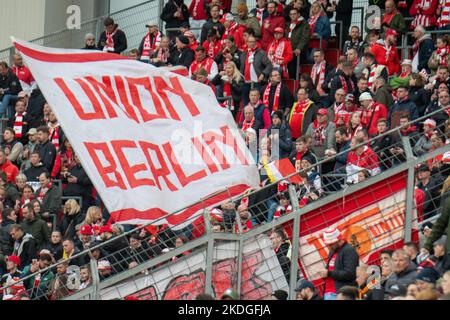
{"left": 2, "top": 105, "right": 448, "bottom": 300}
{"left": 0, "top": 0, "right": 162, "bottom": 65}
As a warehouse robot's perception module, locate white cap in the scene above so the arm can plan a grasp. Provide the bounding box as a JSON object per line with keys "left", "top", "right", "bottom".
{"left": 401, "top": 59, "right": 412, "bottom": 66}
{"left": 98, "top": 260, "right": 112, "bottom": 270}
{"left": 359, "top": 92, "right": 373, "bottom": 102}
{"left": 423, "top": 119, "right": 437, "bottom": 128}
{"left": 323, "top": 227, "right": 341, "bottom": 245}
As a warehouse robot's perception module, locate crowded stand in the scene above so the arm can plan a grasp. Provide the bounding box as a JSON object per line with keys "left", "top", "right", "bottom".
{"left": 0, "top": 0, "right": 450, "bottom": 301}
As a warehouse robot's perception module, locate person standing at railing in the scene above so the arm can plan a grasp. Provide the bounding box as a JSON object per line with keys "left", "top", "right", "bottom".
{"left": 267, "top": 29, "right": 294, "bottom": 80}
{"left": 308, "top": 0, "right": 331, "bottom": 54}
{"left": 262, "top": 69, "right": 294, "bottom": 116}
{"left": 189, "top": 0, "right": 210, "bottom": 41}
{"left": 286, "top": 7, "right": 310, "bottom": 79}
{"left": 311, "top": 49, "right": 334, "bottom": 97}
{"left": 409, "top": 0, "right": 439, "bottom": 30}
{"left": 97, "top": 18, "right": 128, "bottom": 55}
{"left": 138, "top": 22, "right": 162, "bottom": 63}
{"left": 0, "top": 61, "right": 22, "bottom": 119}
{"left": 359, "top": 92, "right": 388, "bottom": 138}
{"left": 412, "top": 25, "right": 435, "bottom": 73}
{"left": 20, "top": 253, "right": 54, "bottom": 300}
{"left": 389, "top": 85, "right": 419, "bottom": 128}
{"left": 289, "top": 88, "right": 318, "bottom": 140}
{"left": 428, "top": 35, "right": 450, "bottom": 76}
{"left": 161, "top": 0, "right": 190, "bottom": 43}
{"left": 305, "top": 108, "right": 336, "bottom": 160}
{"left": 12, "top": 54, "right": 36, "bottom": 96}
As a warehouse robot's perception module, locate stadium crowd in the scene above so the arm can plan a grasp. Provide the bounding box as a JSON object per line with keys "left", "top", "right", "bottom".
{"left": 0, "top": 0, "right": 450, "bottom": 300}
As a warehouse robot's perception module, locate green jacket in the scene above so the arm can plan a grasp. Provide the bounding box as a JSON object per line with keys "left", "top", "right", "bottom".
{"left": 21, "top": 264, "right": 55, "bottom": 299}
{"left": 21, "top": 218, "right": 51, "bottom": 250}
{"left": 424, "top": 197, "right": 450, "bottom": 253}
{"left": 288, "top": 20, "right": 310, "bottom": 52}
{"left": 389, "top": 13, "right": 407, "bottom": 36}
{"left": 390, "top": 75, "right": 411, "bottom": 90}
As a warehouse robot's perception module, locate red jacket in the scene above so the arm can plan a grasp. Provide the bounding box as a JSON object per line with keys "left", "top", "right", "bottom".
{"left": 347, "top": 146, "right": 380, "bottom": 173}
{"left": 189, "top": 0, "right": 209, "bottom": 20}
{"left": 410, "top": 0, "right": 439, "bottom": 28}
{"left": 202, "top": 40, "right": 222, "bottom": 59}
{"left": 370, "top": 41, "right": 400, "bottom": 76}
{"left": 361, "top": 102, "right": 388, "bottom": 137}
{"left": 260, "top": 15, "right": 286, "bottom": 51}
{"left": 1, "top": 160, "right": 19, "bottom": 184}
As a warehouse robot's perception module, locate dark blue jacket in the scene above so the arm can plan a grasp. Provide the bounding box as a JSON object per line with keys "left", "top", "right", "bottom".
{"left": 313, "top": 16, "right": 331, "bottom": 40}
{"left": 418, "top": 37, "right": 435, "bottom": 73}
{"left": 335, "top": 140, "right": 351, "bottom": 172}
{"left": 388, "top": 98, "right": 419, "bottom": 127}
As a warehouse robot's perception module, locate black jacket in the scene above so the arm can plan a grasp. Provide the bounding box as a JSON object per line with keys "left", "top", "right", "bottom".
{"left": 170, "top": 47, "right": 195, "bottom": 68}
{"left": 24, "top": 163, "right": 48, "bottom": 182}
{"left": 160, "top": 0, "right": 190, "bottom": 29}
{"left": 97, "top": 25, "right": 128, "bottom": 54}
{"left": 424, "top": 102, "right": 449, "bottom": 130}
{"left": 211, "top": 74, "right": 244, "bottom": 109}
{"left": 266, "top": 123, "right": 293, "bottom": 159}
{"left": 276, "top": 242, "right": 291, "bottom": 283}
{"left": 62, "top": 164, "right": 93, "bottom": 204}
{"left": 13, "top": 233, "right": 37, "bottom": 269}
{"left": 330, "top": 71, "right": 357, "bottom": 103}
{"left": 36, "top": 141, "right": 57, "bottom": 172}
{"left": 261, "top": 83, "right": 294, "bottom": 114}
{"left": 0, "top": 69, "right": 22, "bottom": 96}
{"left": 35, "top": 183, "right": 62, "bottom": 216}
{"left": 27, "top": 89, "right": 46, "bottom": 129}
{"left": 59, "top": 212, "right": 86, "bottom": 242}
{"left": 409, "top": 86, "right": 429, "bottom": 117}
{"left": 200, "top": 19, "right": 225, "bottom": 44}
{"left": 325, "top": 242, "right": 359, "bottom": 293}
{"left": 0, "top": 219, "right": 15, "bottom": 255}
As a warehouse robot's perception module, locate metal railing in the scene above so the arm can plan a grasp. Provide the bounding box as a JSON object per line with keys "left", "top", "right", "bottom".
{"left": 2, "top": 105, "right": 449, "bottom": 300}
{"left": 0, "top": 0, "right": 162, "bottom": 64}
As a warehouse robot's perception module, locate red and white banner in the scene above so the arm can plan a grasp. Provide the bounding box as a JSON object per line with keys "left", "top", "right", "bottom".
{"left": 291, "top": 172, "right": 418, "bottom": 285}
{"left": 13, "top": 38, "right": 260, "bottom": 226}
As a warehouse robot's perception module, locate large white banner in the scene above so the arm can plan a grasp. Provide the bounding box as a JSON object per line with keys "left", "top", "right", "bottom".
{"left": 13, "top": 38, "right": 259, "bottom": 226}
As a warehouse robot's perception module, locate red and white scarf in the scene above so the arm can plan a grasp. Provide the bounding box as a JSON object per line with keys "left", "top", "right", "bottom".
{"left": 308, "top": 14, "right": 321, "bottom": 34}
{"left": 437, "top": 46, "right": 450, "bottom": 65}
{"left": 37, "top": 183, "right": 53, "bottom": 202}
{"left": 438, "top": 0, "right": 450, "bottom": 27}
{"left": 382, "top": 9, "right": 398, "bottom": 26}
{"left": 105, "top": 27, "right": 119, "bottom": 52}
{"left": 368, "top": 64, "right": 379, "bottom": 89}
{"left": 13, "top": 112, "right": 26, "bottom": 139}
{"left": 255, "top": 8, "right": 265, "bottom": 26}
{"left": 50, "top": 125, "right": 60, "bottom": 151}
{"left": 157, "top": 48, "right": 169, "bottom": 63}
{"left": 268, "top": 39, "right": 286, "bottom": 66}
{"left": 411, "top": 0, "right": 437, "bottom": 28}
{"left": 339, "top": 75, "right": 355, "bottom": 94}
{"left": 244, "top": 48, "right": 257, "bottom": 82}
{"left": 242, "top": 117, "right": 255, "bottom": 131}
{"left": 190, "top": 58, "right": 214, "bottom": 76}
{"left": 141, "top": 31, "right": 162, "bottom": 60}
{"left": 413, "top": 34, "right": 432, "bottom": 56}
{"left": 222, "top": 22, "right": 238, "bottom": 41}
{"left": 263, "top": 82, "right": 282, "bottom": 112}
{"left": 288, "top": 17, "right": 303, "bottom": 39}
{"left": 312, "top": 120, "right": 327, "bottom": 147}
{"left": 311, "top": 61, "right": 326, "bottom": 91}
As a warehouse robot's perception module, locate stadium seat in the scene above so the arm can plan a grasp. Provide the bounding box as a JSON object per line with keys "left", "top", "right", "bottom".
{"left": 325, "top": 49, "right": 340, "bottom": 68}
{"left": 300, "top": 64, "right": 313, "bottom": 75}
{"left": 285, "top": 79, "right": 298, "bottom": 94}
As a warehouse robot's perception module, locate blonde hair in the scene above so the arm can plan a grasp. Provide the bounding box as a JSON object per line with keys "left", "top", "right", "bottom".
{"left": 310, "top": 0, "right": 325, "bottom": 17}
{"left": 64, "top": 199, "right": 81, "bottom": 215}
{"left": 84, "top": 206, "right": 102, "bottom": 225}
{"left": 226, "top": 61, "right": 243, "bottom": 83}
{"left": 415, "top": 288, "right": 440, "bottom": 300}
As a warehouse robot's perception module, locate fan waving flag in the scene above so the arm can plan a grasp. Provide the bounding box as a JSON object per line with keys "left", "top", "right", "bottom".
{"left": 12, "top": 38, "right": 260, "bottom": 227}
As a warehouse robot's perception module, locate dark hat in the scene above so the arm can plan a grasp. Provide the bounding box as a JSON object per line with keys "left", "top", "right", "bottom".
{"left": 272, "top": 290, "right": 288, "bottom": 300}
{"left": 420, "top": 221, "right": 433, "bottom": 234}
{"left": 207, "top": 29, "right": 217, "bottom": 37}
{"left": 416, "top": 267, "right": 440, "bottom": 284}
{"left": 301, "top": 154, "right": 316, "bottom": 165}
{"left": 177, "top": 35, "right": 190, "bottom": 45}
{"left": 417, "top": 164, "right": 430, "bottom": 172}
{"left": 272, "top": 110, "right": 284, "bottom": 120}
{"left": 433, "top": 235, "right": 447, "bottom": 247}
{"left": 295, "top": 279, "right": 315, "bottom": 292}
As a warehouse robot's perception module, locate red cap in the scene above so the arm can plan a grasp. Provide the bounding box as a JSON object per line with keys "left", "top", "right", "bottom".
{"left": 274, "top": 27, "right": 284, "bottom": 34}
{"left": 317, "top": 108, "right": 329, "bottom": 116}
{"left": 386, "top": 28, "right": 398, "bottom": 38}
{"left": 99, "top": 225, "right": 113, "bottom": 234}
{"left": 6, "top": 255, "right": 21, "bottom": 266}
{"left": 80, "top": 224, "right": 93, "bottom": 236}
